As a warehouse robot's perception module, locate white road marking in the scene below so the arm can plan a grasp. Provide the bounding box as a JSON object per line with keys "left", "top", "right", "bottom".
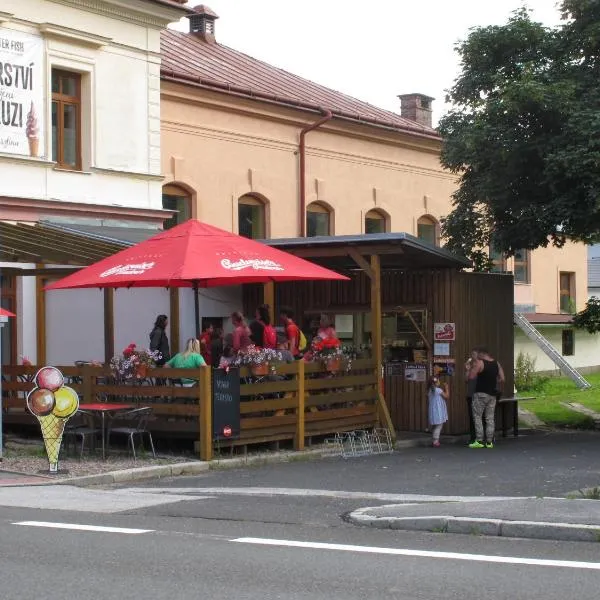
{"left": 13, "top": 521, "right": 153, "bottom": 534}
{"left": 130, "top": 486, "right": 528, "bottom": 503}
{"left": 232, "top": 537, "right": 600, "bottom": 571}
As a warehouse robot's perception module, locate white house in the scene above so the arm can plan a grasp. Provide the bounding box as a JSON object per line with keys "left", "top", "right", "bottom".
{"left": 0, "top": 0, "right": 189, "bottom": 366}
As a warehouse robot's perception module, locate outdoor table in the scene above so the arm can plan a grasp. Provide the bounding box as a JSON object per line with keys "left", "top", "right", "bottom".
{"left": 78, "top": 403, "right": 135, "bottom": 460}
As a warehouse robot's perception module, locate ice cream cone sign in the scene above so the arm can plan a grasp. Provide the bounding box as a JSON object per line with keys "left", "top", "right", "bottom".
{"left": 26, "top": 102, "right": 39, "bottom": 158}
{"left": 26, "top": 367, "right": 79, "bottom": 473}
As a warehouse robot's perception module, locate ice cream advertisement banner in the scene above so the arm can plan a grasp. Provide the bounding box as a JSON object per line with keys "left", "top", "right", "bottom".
{"left": 26, "top": 367, "right": 79, "bottom": 473}
{"left": 0, "top": 28, "right": 44, "bottom": 158}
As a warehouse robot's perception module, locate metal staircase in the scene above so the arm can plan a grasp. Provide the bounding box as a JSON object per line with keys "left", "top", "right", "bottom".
{"left": 514, "top": 313, "right": 591, "bottom": 389}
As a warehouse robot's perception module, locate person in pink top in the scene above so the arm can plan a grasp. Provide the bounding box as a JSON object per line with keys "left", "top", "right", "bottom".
{"left": 231, "top": 311, "right": 252, "bottom": 353}
{"left": 317, "top": 314, "right": 336, "bottom": 340}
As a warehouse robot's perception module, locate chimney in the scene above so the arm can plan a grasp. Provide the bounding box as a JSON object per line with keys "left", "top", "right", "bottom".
{"left": 398, "top": 93, "right": 434, "bottom": 128}
{"left": 187, "top": 5, "right": 219, "bottom": 43}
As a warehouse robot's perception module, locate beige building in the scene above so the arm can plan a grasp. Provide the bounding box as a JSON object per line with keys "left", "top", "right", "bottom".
{"left": 156, "top": 6, "right": 594, "bottom": 373}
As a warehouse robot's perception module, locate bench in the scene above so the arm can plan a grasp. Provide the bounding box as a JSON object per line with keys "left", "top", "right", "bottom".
{"left": 497, "top": 396, "right": 535, "bottom": 438}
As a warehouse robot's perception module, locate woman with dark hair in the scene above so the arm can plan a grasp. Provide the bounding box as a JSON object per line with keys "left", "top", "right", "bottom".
{"left": 149, "top": 314, "right": 170, "bottom": 366}
{"left": 210, "top": 328, "right": 224, "bottom": 368}
{"left": 249, "top": 304, "right": 271, "bottom": 347}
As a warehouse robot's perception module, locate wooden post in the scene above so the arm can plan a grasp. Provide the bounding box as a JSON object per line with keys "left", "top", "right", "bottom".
{"left": 295, "top": 359, "right": 305, "bottom": 450}
{"left": 35, "top": 270, "right": 46, "bottom": 365}
{"left": 169, "top": 288, "right": 180, "bottom": 354}
{"left": 82, "top": 364, "right": 93, "bottom": 404}
{"left": 199, "top": 366, "right": 213, "bottom": 461}
{"left": 370, "top": 254, "right": 396, "bottom": 441}
{"left": 370, "top": 254, "right": 382, "bottom": 390}
{"left": 103, "top": 288, "right": 114, "bottom": 365}
{"left": 263, "top": 281, "right": 275, "bottom": 323}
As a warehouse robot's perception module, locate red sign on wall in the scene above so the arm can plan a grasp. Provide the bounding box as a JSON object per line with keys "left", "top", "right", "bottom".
{"left": 434, "top": 322, "right": 455, "bottom": 341}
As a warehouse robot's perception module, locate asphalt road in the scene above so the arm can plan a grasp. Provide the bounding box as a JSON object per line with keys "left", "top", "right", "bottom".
{"left": 1, "top": 431, "right": 599, "bottom": 599}
{"left": 0, "top": 495, "right": 599, "bottom": 600}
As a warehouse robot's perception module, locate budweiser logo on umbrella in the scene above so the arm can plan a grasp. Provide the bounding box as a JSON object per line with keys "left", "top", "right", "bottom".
{"left": 220, "top": 258, "right": 283, "bottom": 271}
{"left": 100, "top": 262, "right": 156, "bottom": 277}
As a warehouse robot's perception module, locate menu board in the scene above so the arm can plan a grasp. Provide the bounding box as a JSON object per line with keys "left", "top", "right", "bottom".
{"left": 212, "top": 368, "right": 240, "bottom": 441}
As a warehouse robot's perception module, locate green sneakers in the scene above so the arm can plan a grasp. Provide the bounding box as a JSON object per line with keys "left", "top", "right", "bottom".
{"left": 468, "top": 441, "right": 484, "bottom": 448}
{"left": 485, "top": 442, "right": 494, "bottom": 449}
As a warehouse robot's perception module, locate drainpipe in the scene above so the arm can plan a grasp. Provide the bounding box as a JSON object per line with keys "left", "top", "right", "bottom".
{"left": 299, "top": 109, "right": 333, "bottom": 237}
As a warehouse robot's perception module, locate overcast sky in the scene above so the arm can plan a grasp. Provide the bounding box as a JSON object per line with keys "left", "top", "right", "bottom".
{"left": 172, "top": 1, "right": 563, "bottom": 124}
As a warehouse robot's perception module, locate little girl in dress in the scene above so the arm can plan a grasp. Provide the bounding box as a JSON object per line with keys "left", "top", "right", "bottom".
{"left": 428, "top": 376, "right": 449, "bottom": 447}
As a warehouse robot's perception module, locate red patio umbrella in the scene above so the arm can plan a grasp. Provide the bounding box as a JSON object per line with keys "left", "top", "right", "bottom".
{"left": 0, "top": 308, "right": 15, "bottom": 317}
{"left": 45, "top": 220, "right": 348, "bottom": 333}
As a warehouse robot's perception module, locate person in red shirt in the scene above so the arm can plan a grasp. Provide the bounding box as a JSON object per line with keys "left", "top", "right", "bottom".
{"left": 199, "top": 324, "right": 214, "bottom": 365}
{"left": 280, "top": 307, "right": 300, "bottom": 358}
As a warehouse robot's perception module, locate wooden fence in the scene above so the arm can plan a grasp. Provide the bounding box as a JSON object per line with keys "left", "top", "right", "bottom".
{"left": 1, "top": 358, "right": 387, "bottom": 460}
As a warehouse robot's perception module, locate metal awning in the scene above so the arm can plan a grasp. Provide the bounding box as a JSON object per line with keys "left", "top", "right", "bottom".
{"left": 264, "top": 232, "right": 471, "bottom": 270}
{"left": 0, "top": 221, "right": 148, "bottom": 266}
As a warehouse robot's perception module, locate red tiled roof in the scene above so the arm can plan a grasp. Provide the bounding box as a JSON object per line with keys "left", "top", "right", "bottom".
{"left": 160, "top": 30, "right": 440, "bottom": 140}
{"left": 522, "top": 313, "right": 573, "bottom": 324}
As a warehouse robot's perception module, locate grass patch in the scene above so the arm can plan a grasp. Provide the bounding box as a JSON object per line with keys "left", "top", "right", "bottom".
{"left": 518, "top": 373, "right": 600, "bottom": 428}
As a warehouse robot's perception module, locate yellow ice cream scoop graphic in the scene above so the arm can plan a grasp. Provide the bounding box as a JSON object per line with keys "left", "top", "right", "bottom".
{"left": 52, "top": 386, "right": 79, "bottom": 418}
{"left": 26, "top": 368, "right": 80, "bottom": 473}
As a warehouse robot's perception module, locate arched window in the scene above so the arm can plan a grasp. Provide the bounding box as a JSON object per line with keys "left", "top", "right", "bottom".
{"left": 162, "top": 184, "right": 192, "bottom": 230}
{"left": 417, "top": 215, "right": 439, "bottom": 246}
{"left": 307, "top": 202, "right": 332, "bottom": 237}
{"left": 238, "top": 194, "right": 266, "bottom": 239}
{"left": 365, "top": 209, "right": 388, "bottom": 234}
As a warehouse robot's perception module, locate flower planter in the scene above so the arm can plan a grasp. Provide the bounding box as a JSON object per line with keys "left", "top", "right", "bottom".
{"left": 324, "top": 356, "right": 343, "bottom": 373}
{"left": 135, "top": 364, "right": 148, "bottom": 379}
{"left": 251, "top": 362, "right": 270, "bottom": 376}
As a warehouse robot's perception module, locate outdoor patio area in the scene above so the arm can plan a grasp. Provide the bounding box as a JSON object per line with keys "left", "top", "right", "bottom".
{"left": 1, "top": 358, "right": 384, "bottom": 461}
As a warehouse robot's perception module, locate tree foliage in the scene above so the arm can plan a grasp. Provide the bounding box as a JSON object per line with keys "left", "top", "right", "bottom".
{"left": 439, "top": 2, "right": 600, "bottom": 267}
{"left": 573, "top": 296, "right": 600, "bottom": 333}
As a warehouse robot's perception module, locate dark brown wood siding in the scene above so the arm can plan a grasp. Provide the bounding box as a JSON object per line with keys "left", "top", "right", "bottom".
{"left": 243, "top": 269, "right": 514, "bottom": 435}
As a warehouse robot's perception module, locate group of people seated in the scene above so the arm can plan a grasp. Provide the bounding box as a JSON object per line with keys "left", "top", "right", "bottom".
{"left": 151, "top": 307, "right": 339, "bottom": 384}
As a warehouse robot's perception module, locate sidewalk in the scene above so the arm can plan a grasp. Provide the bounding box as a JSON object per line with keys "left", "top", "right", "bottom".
{"left": 347, "top": 497, "right": 600, "bottom": 543}
{"left": 0, "top": 469, "right": 50, "bottom": 487}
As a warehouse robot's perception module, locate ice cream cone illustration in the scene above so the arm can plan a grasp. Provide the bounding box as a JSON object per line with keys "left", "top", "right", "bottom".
{"left": 26, "top": 102, "right": 39, "bottom": 158}
{"left": 37, "top": 414, "right": 67, "bottom": 473}
{"left": 27, "top": 369, "right": 79, "bottom": 473}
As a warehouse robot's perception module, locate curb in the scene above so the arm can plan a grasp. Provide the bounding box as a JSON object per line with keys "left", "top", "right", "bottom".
{"left": 53, "top": 461, "right": 211, "bottom": 487}
{"left": 347, "top": 508, "right": 600, "bottom": 543}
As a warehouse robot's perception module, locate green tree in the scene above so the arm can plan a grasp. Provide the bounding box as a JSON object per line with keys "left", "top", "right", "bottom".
{"left": 439, "top": 2, "right": 600, "bottom": 268}
{"left": 573, "top": 296, "right": 600, "bottom": 333}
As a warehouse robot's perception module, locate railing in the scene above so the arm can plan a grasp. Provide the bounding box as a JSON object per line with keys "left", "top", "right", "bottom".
{"left": 1, "top": 358, "right": 384, "bottom": 460}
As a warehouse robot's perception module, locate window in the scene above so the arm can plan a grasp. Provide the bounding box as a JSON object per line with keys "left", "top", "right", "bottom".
{"left": 365, "top": 209, "right": 387, "bottom": 234}
{"left": 562, "top": 329, "right": 574, "bottom": 356}
{"left": 238, "top": 195, "right": 265, "bottom": 239}
{"left": 489, "top": 237, "right": 507, "bottom": 273}
{"left": 51, "top": 70, "right": 81, "bottom": 170}
{"left": 416, "top": 215, "right": 438, "bottom": 246}
{"left": 307, "top": 202, "right": 331, "bottom": 237}
{"left": 559, "top": 272, "right": 576, "bottom": 313}
{"left": 162, "top": 185, "right": 192, "bottom": 229}
{"left": 513, "top": 249, "right": 530, "bottom": 283}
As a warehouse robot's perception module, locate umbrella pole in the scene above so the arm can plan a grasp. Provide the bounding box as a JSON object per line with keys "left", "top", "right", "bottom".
{"left": 193, "top": 281, "right": 200, "bottom": 337}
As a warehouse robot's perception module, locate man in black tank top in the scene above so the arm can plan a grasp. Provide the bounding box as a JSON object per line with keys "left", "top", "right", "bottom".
{"left": 467, "top": 347, "right": 505, "bottom": 449}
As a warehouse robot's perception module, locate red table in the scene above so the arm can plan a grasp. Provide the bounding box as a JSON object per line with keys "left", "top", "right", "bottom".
{"left": 78, "top": 403, "right": 134, "bottom": 460}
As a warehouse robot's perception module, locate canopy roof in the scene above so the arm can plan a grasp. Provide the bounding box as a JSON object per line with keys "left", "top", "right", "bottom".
{"left": 264, "top": 232, "right": 471, "bottom": 271}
